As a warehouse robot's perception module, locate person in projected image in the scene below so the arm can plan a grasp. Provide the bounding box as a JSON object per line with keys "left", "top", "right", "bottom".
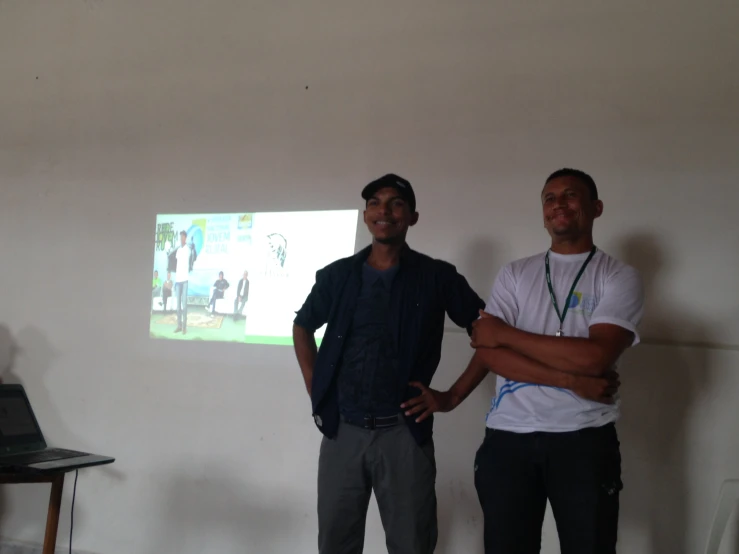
{"left": 207, "top": 271, "right": 230, "bottom": 316}
{"left": 161, "top": 271, "right": 174, "bottom": 312}
{"left": 152, "top": 270, "right": 162, "bottom": 298}
{"left": 168, "top": 230, "right": 198, "bottom": 334}
{"left": 233, "top": 270, "right": 249, "bottom": 321}
{"left": 404, "top": 168, "right": 645, "bottom": 554}
{"left": 293, "top": 174, "right": 484, "bottom": 554}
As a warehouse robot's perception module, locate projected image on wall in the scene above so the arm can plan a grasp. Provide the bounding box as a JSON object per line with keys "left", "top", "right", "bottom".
{"left": 150, "top": 210, "right": 358, "bottom": 344}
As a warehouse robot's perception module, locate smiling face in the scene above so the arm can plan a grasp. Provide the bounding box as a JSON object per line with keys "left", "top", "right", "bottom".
{"left": 542, "top": 175, "right": 603, "bottom": 241}
{"left": 363, "top": 186, "right": 419, "bottom": 245}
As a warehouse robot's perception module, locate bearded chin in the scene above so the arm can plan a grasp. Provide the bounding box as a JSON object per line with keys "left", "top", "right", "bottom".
{"left": 374, "top": 235, "right": 403, "bottom": 245}
{"left": 550, "top": 223, "right": 575, "bottom": 236}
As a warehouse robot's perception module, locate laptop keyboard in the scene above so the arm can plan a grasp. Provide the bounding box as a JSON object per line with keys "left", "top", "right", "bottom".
{"left": 1, "top": 448, "right": 86, "bottom": 465}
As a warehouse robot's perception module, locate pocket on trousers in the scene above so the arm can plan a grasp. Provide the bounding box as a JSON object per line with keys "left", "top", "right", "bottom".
{"left": 473, "top": 436, "right": 490, "bottom": 481}
{"left": 601, "top": 447, "right": 623, "bottom": 496}
{"left": 408, "top": 429, "right": 436, "bottom": 474}
{"left": 598, "top": 428, "right": 623, "bottom": 496}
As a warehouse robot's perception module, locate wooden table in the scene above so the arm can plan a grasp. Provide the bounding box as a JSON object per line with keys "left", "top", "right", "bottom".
{"left": 0, "top": 471, "right": 67, "bottom": 554}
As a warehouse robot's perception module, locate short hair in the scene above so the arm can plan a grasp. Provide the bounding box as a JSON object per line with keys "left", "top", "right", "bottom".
{"left": 180, "top": 230, "right": 188, "bottom": 237}
{"left": 219, "top": 271, "right": 224, "bottom": 276}
{"left": 545, "top": 168, "right": 598, "bottom": 201}
{"left": 154, "top": 270, "right": 158, "bottom": 274}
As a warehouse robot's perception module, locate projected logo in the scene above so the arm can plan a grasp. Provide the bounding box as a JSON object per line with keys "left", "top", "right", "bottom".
{"left": 266, "top": 233, "right": 287, "bottom": 268}
{"left": 238, "top": 214, "right": 253, "bottom": 230}
{"left": 187, "top": 224, "right": 205, "bottom": 256}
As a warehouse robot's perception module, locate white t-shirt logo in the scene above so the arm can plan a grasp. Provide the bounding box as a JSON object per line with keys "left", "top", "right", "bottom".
{"left": 568, "top": 291, "right": 598, "bottom": 315}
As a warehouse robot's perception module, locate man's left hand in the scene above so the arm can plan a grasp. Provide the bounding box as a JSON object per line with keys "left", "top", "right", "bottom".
{"left": 471, "top": 310, "right": 508, "bottom": 348}
{"left": 400, "top": 382, "right": 453, "bottom": 423}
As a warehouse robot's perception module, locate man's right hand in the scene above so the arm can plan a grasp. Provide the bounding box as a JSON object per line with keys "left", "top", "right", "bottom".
{"left": 569, "top": 370, "right": 620, "bottom": 404}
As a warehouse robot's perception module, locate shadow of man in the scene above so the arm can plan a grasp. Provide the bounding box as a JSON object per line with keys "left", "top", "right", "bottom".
{"left": 0, "top": 324, "right": 17, "bottom": 384}
{"left": 0, "top": 325, "right": 123, "bottom": 546}
{"left": 433, "top": 237, "right": 503, "bottom": 553}
{"left": 0, "top": 324, "right": 18, "bottom": 522}
{"left": 615, "top": 233, "right": 711, "bottom": 554}
{"left": 147, "top": 469, "right": 300, "bottom": 554}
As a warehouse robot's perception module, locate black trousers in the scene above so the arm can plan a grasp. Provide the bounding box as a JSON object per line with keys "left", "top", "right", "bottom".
{"left": 474, "top": 423, "right": 622, "bottom": 554}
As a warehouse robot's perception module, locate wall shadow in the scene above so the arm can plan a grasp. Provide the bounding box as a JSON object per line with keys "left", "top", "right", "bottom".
{"left": 456, "top": 235, "right": 507, "bottom": 402}
{"left": 458, "top": 236, "right": 508, "bottom": 304}
{"left": 147, "top": 470, "right": 302, "bottom": 554}
{"left": 615, "top": 233, "right": 711, "bottom": 554}
{"left": 0, "top": 325, "right": 17, "bottom": 384}
{"left": 0, "top": 323, "right": 17, "bottom": 523}
{"left": 0, "top": 325, "right": 123, "bottom": 546}
{"left": 433, "top": 238, "right": 503, "bottom": 553}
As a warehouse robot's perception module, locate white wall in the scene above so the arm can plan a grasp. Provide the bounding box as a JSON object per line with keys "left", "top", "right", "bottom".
{"left": 1, "top": 1, "right": 738, "bottom": 553}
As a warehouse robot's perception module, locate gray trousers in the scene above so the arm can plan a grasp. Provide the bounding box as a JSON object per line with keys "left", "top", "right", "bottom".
{"left": 234, "top": 297, "right": 247, "bottom": 317}
{"left": 175, "top": 281, "right": 188, "bottom": 329}
{"left": 317, "top": 421, "right": 437, "bottom": 554}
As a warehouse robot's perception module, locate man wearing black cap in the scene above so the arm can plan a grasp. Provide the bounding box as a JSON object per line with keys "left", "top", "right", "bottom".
{"left": 293, "top": 174, "right": 485, "bottom": 554}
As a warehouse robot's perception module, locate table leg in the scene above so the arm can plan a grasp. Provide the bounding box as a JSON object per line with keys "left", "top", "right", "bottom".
{"left": 42, "top": 474, "right": 65, "bottom": 554}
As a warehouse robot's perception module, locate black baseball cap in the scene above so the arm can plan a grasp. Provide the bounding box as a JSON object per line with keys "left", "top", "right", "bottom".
{"left": 361, "top": 173, "right": 416, "bottom": 212}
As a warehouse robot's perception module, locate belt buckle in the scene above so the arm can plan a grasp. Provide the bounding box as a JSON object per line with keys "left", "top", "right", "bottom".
{"left": 363, "top": 415, "right": 376, "bottom": 430}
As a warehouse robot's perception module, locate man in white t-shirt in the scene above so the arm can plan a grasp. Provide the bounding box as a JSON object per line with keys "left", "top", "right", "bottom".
{"left": 401, "top": 168, "right": 644, "bottom": 554}
{"left": 169, "top": 230, "right": 197, "bottom": 335}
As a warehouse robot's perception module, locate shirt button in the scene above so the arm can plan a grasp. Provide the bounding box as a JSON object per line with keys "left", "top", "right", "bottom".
{"left": 338, "top": 335, "right": 343, "bottom": 339}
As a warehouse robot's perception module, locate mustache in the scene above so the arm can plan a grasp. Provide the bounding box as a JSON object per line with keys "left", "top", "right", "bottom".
{"left": 549, "top": 209, "right": 573, "bottom": 219}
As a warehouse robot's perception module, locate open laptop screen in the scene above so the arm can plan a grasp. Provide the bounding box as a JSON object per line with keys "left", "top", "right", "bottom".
{"left": 0, "top": 386, "right": 45, "bottom": 452}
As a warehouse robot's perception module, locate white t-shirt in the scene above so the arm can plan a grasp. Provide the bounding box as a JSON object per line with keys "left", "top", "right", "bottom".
{"left": 484, "top": 248, "right": 644, "bottom": 433}
{"left": 175, "top": 245, "right": 191, "bottom": 283}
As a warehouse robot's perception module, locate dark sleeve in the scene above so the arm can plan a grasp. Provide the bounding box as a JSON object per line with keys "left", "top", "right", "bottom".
{"left": 167, "top": 250, "right": 177, "bottom": 273}
{"left": 440, "top": 263, "right": 485, "bottom": 335}
{"left": 294, "top": 267, "right": 333, "bottom": 333}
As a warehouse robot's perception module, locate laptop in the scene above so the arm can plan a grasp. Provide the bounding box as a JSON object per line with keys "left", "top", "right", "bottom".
{"left": 0, "top": 384, "right": 114, "bottom": 473}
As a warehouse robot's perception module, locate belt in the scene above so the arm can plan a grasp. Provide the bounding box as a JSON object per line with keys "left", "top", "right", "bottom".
{"left": 341, "top": 413, "right": 401, "bottom": 430}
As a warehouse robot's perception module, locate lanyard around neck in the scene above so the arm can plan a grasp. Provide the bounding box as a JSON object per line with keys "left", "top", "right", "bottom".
{"left": 544, "top": 246, "right": 596, "bottom": 336}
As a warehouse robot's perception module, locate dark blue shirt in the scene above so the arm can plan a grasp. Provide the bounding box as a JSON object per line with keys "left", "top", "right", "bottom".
{"left": 337, "top": 263, "right": 400, "bottom": 418}
{"left": 294, "top": 245, "right": 485, "bottom": 445}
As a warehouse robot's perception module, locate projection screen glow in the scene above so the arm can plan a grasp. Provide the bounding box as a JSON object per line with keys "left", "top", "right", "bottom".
{"left": 150, "top": 210, "right": 358, "bottom": 344}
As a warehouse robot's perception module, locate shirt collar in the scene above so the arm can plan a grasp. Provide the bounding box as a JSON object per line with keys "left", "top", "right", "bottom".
{"left": 352, "top": 243, "right": 417, "bottom": 269}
